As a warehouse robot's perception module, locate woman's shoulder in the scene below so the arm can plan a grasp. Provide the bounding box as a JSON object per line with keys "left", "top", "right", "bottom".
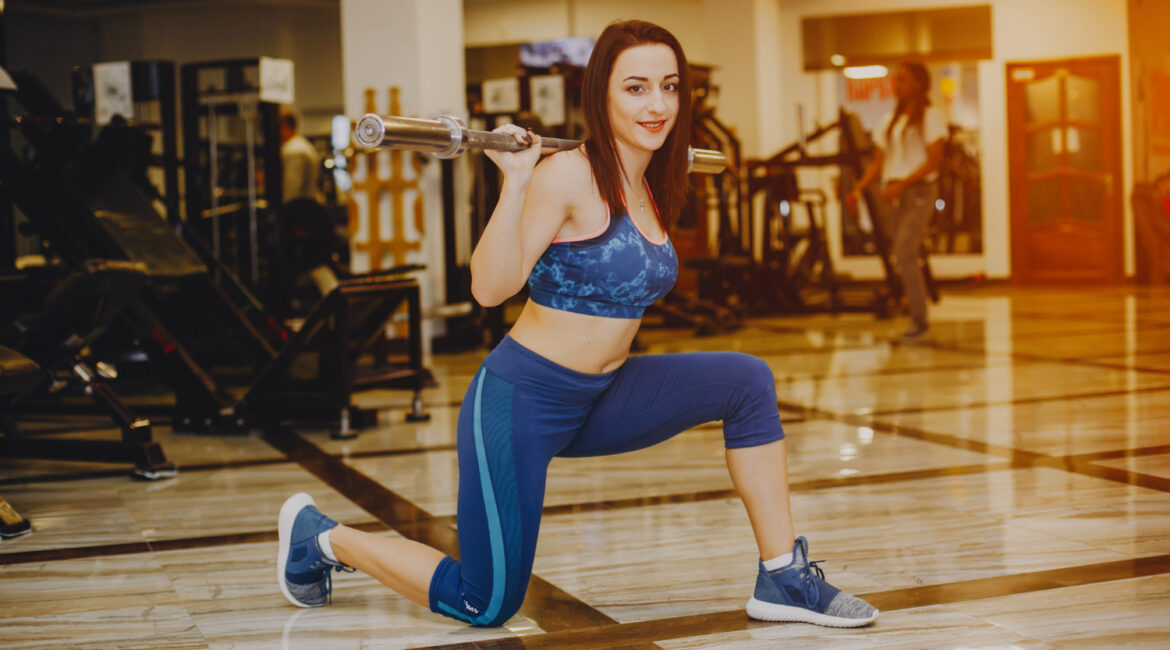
{"left": 922, "top": 105, "right": 949, "bottom": 140}
{"left": 923, "top": 104, "right": 947, "bottom": 120}
{"left": 531, "top": 146, "right": 594, "bottom": 194}
{"left": 538, "top": 145, "right": 590, "bottom": 175}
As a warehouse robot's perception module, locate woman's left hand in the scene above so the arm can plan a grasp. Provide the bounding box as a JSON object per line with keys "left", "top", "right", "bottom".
{"left": 880, "top": 181, "right": 907, "bottom": 202}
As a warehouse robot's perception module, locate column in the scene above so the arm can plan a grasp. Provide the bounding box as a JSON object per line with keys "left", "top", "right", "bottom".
{"left": 340, "top": 0, "right": 467, "bottom": 352}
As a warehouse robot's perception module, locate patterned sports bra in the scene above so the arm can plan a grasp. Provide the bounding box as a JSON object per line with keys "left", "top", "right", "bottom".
{"left": 526, "top": 193, "right": 677, "bottom": 319}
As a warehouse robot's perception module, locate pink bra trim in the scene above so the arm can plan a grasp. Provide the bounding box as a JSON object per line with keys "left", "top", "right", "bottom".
{"left": 550, "top": 204, "right": 611, "bottom": 243}
{"left": 620, "top": 179, "right": 668, "bottom": 246}
{"left": 549, "top": 179, "right": 668, "bottom": 246}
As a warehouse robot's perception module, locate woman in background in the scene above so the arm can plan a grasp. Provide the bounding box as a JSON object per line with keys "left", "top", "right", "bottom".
{"left": 849, "top": 62, "right": 947, "bottom": 343}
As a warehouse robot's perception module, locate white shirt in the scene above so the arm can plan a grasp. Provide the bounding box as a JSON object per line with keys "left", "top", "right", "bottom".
{"left": 281, "top": 134, "right": 322, "bottom": 203}
{"left": 879, "top": 105, "right": 948, "bottom": 183}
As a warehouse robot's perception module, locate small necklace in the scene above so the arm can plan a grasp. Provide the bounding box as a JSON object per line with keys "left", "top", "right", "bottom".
{"left": 639, "top": 198, "right": 646, "bottom": 218}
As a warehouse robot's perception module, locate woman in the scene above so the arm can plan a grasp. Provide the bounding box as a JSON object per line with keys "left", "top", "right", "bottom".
{"left": 277, "top": 20, "right": 877, "bottom": 629}
{"left": 848, "top": 62, "right": 947, "bottom": 344}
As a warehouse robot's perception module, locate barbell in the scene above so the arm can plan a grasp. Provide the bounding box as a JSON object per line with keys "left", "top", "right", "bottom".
{"left": 352, "top": 113, "right": 728, "bottom": 174}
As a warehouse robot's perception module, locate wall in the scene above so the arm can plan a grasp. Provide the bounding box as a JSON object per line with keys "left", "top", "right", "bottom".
{"left": 771, "top": 0, "right": 1133, "bottom": 280}
{"left": 1128, "top": 0, "right": 1170, "bottom": 183}
{"left": 6, "top": 12, "right": 100, "bottom": 108}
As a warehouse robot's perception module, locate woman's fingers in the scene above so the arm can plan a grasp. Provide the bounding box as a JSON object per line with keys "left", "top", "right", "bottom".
{"left": 494, "top": 124, "right": 536, "bottom": 147}
{"left": 484, "top": 125, "right": 542, "bottom": 175}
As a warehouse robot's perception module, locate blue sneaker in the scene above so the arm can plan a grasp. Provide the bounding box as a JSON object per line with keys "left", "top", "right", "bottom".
{"left": 746, "top": 537, "right": 878, "bottom": 627}
{"left": 277, "top": 493, "right": 351, "bottom": 607}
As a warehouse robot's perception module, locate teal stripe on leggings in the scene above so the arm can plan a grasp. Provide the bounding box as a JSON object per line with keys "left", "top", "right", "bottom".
{"left": 472, "top": 368, "right": 506, "bottom": 625}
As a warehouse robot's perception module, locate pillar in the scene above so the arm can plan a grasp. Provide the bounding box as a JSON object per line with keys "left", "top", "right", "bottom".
{"left": 340, "top": 0, "right": 467, "bottom": 353}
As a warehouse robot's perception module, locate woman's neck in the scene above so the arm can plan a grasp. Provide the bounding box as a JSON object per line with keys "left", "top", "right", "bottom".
{"left": 614, "top": 139, "right": 652, "bottom": 192}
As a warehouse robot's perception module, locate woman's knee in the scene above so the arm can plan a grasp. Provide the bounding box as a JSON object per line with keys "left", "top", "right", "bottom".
{"left": 430, "top": 557, "right": 529, "bottom": 627}
{"left": 475, "top": 598, "right": 524, "bottom": 628}
{"left": 719, "top": 354, "right": 783, "bottom": 448}
{"left": 458, "top": 585, "right": 525, "bottom": 627}
{"left": 728, "top": 353, "right": 778, "bottom": 402}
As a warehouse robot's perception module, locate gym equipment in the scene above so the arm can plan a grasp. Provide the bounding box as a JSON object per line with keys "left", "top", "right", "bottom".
{"left": 352, "top": 114, "right": 729, "bottom": 174}
{"left": 4, "top": 71, "right": 431, "bottom": 436}
{"left": 179, "top": 59, "right": 284, "bottom": 297}
{"left": 933, "top": 130, "right": 983, "bottom": 254}
{"left": 0, "top": 347, "right": 42, "bottom": 441}
{"left": 1, "top": 261, "right": 176, "bottom": 480}
{"left": 71, "top": 60, "right": 181, "bottom": 225}
{"left": 691, "top": 108, "right": 937, "bottom": 316}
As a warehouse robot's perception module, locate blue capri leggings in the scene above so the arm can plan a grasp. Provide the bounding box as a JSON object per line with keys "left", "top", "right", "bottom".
{"left": 428, "top": 335, "right": 785, "bottom": 626}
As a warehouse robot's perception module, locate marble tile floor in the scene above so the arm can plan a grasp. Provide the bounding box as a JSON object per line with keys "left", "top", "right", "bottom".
{"left": 1, "top": 285, "right": 1169, "bottom": 648}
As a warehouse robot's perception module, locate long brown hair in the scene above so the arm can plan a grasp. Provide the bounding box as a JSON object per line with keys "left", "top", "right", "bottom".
{"left": 886, "top": 62, "right": 931, "bottom": 144}
{"left": 582, "top": 20, "right": 692, "bottom": 227}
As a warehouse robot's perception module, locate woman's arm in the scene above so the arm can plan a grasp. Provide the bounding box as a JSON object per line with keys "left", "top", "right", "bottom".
{"left": 879, "top": 138, "right": 944, "bottom": 202}
{"left": 846, "top": 147, "right": 884, "bottom": 211}
{"left": 470, "top": 128, "right": 574, "bottom": 307}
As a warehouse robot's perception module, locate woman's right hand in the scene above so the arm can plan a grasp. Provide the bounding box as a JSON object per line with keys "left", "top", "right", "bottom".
{"left": 483, "top": 124, "right": 542, "bottom": 179}
{"left": 845, "top": 189, "right": 861, "bottom": 212}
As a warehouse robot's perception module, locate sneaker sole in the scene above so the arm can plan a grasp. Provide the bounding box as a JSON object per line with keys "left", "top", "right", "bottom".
{"left": 746, "top": 597, "right": 878, "bottom": 628}
{"left": 0, "top": 524, "right": 32, "bottom": 539}
{"left": 277, "top": 492, "right": 319, "bottom": 608}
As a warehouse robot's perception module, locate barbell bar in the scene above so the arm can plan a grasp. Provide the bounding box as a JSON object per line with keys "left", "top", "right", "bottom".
{"left": 352, "top": 113, "right": 728, "bottom": 175}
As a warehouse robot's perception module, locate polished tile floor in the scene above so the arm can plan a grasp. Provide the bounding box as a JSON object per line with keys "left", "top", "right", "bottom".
{"left": 2, "top": 285, "right": 1169, "bottom": 649}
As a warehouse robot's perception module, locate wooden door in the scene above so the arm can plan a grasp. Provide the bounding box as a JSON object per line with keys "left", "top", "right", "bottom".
{"left": 1007, "top": 56, "right": 1123, "bottom": 283}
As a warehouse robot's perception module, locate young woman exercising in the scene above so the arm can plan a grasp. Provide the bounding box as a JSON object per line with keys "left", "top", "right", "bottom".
{"left": 278, "top": 19, "right": 877, "bottom": 629}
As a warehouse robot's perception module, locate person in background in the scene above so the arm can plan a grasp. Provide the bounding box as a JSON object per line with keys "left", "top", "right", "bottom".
{"left": 280, "top": 110, "right": 322, "bottom": 204}
{"left": 848, "top": 62, "right": 947, "bottom": 344}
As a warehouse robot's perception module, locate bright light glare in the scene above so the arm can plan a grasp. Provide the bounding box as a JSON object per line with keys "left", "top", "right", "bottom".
{"left": 935, "top": 199, "right": 946, "bottom": 211}
{"left": 830, "top": 54, "right": 847, "bottom": 66}
{"left": 843, "top": 65, "right": 889, "bottom": 79}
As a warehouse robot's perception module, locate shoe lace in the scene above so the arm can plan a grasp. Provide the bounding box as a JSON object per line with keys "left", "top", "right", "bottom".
{"left": 319, "top": 562, "right": 355, "bottom": 605}
{"left": 799, "top": 560, "right": 826, "bottom": 607}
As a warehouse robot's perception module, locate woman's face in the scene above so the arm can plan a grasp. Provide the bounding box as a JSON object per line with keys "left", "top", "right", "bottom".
{"left": 892, "top": 65, "right": 920, "bottom": 101}
{"left": 606, "top": 43, "right": 680, "bottom": 156}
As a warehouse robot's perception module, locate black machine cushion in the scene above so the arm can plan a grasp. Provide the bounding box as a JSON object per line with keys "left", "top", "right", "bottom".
{"left": 0, "top": 345, "right": 42, "bottom": 397}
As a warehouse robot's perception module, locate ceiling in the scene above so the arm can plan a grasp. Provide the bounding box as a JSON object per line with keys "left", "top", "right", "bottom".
{"left": 5, "top": 0, "right": 338, "bottom": 17}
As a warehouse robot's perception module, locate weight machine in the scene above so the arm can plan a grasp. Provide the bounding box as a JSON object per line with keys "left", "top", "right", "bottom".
{"left": 3, "top": 72, "right": 431, "bottom": 439}
{"left": 691, "top": 108, "right": 938, "bottom": 317}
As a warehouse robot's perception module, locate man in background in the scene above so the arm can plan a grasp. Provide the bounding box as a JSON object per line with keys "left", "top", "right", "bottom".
{"left": 280, "top": 110, "right": 322, "bottom": 204}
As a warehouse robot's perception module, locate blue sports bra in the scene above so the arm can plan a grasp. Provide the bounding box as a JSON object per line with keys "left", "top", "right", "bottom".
{"left": 526, "top": 198, "right": 678, "bottom": 319}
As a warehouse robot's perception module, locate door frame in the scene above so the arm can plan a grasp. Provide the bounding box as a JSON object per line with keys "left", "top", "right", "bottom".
{"left": 1006, "top": 54, "right": 1124, "bottom": 283}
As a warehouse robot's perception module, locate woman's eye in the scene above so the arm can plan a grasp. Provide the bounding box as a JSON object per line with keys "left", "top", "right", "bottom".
{"left": 663, "top": 82, "right": 678, "bottom": 92}
{"left": 627, "top": 84, "right": 645, "bottom": 94}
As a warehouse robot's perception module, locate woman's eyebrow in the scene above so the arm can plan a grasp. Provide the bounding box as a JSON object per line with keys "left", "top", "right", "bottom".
{"left": 622, "top": 73, "right": 680, "bottom": 82}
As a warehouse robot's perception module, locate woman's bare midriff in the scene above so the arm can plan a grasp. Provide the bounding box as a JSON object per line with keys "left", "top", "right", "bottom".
{"left": 506, "top": 301, "right": 641, "bottom": 374}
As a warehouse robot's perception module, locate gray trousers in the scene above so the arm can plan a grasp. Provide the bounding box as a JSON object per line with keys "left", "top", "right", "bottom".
{"left": 884, "top": 182, "right": 936, "bottom": 327}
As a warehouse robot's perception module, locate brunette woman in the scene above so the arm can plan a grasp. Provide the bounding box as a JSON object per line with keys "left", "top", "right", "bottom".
{"left": 278, "top": 20, "right": 878, "bottom": 629}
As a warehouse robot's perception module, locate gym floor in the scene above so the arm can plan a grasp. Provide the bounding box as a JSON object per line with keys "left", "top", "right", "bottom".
{"left": 2, "top": 285, "right": 1169, "bottom": 648}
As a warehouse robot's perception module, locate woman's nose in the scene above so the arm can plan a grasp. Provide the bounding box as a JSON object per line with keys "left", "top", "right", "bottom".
{"left": 648, "top": 89, "right": 667, "bottom": 114}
